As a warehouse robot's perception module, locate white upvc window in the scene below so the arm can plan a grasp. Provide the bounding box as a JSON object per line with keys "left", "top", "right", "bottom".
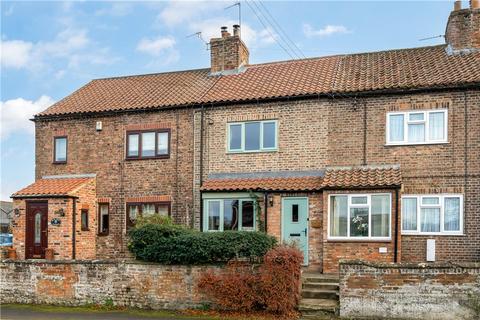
{"left": 203, "top": 199, "right": 256, "bottom": 231}
{"left": 401, "top": 194, "right": 463, "bottom": 235}
{"left": 328, "top": 193, "right": 391, "bottom": 240}
{"left": 227, "top": 120, "right": 278, "bottom": 153}
{"left": 386, "top": 109, "right": 447, "bottom": 145}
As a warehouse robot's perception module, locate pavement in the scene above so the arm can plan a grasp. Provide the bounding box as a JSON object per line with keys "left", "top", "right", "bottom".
{"left": 0, "top": 305, "right": 206, "bottom": 320}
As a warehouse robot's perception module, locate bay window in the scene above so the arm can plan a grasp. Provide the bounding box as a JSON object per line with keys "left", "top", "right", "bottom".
{"left": 402, "top": 195, "right": 463, "bottom": 235}
{"left": 329, "top": 194, "right": 391, "bottom": 240}
{"left": 126, "top": 129, "right": 170, "bottom": 159}
{"left": 203, "top": 198, "right": 256, "bottom": 231}
{"left": 386, "top": 110, "right": 447, "bottom": 145}
{"left": 228, "top": 120, "right": 277, "bottom": 152}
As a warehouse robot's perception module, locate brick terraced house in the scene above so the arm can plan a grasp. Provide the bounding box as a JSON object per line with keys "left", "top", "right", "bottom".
{"left": 11, "top": 2, "right": 480, "bottom": 272}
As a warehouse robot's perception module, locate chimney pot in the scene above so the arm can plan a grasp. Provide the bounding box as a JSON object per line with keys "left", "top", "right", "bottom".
{"left": 233, "top": 24, "right": 240, "bottom": 36}
{"left": 221, "top": 26, "right": 229, "bottom": 38}
{"left": 472, "top": 0, "right": 480, "bottom": 9}
{"left": 454, "top": 0, "right": 462, "bottom": 10}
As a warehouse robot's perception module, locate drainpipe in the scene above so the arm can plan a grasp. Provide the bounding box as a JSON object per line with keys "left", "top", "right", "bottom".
{"left": 72, "top": 198, "right": 76, "bottom": 260}
{"left": 394, "top": 188, "right": 399, "bottom": 263}
{"left": 199, "top": 105, "right": 205, "bottom": 231}
{"left": 263, "top": 192, "right": 269, "bottom": 233}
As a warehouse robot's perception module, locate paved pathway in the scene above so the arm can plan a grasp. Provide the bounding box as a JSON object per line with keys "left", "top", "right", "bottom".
{"left": 0, "top": 305, "right": 204, "bottom": 320}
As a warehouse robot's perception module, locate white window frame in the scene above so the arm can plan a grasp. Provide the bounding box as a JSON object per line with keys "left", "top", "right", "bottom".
{"left": 401, "top": 194, "right": 464, "bottom": 235}
{"left": 327, "top": 193, "right": 392, "bottom": 241}
{"left": 203, "top": 198, "right": 256, "bottom": 232}
{"left": 386, "top": 109, "right": 448, "bottom": 145}
{"left": 227, "top": 120, "right": 278, "bottom": 153}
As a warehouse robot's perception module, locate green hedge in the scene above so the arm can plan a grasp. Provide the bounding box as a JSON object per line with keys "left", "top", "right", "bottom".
{"left": 128, "top": 224, "right": 277, "bottom": 264}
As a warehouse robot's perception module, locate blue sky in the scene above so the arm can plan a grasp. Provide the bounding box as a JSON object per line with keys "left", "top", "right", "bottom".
{"left": 0, "top": 0, "right": 459, "bottom": 200}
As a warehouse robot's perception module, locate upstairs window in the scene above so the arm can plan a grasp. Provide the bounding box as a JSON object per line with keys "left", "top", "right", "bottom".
{"left": 386, "top": 110, "right": 447, "bottom": 145}
{"left": 126, "top": 202, "right": 170, "bottom": 229}
{"left": 126, "top": 130, "right": 170, "bottom": 159}
{"left": 402, "top": 195, "right": 463, "bottom": 235}
{"left": 329, "top": 194, "right": 391, "bottom": 240}
{"left": 98, "top": 203, "right": 109, "bottom": 235}
{"left": 54, "top": 136, "right": 67, "bottom": 163}
{"left": 228, "top": 120, "right": 277, "bottom": 153}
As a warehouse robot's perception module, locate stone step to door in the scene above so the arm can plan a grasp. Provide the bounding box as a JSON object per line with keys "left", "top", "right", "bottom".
{"left": 302, "top": 282, "right": 339, "bottom": 291}
{"left": 301, "top": 288, "right": 339, "bottom": 300}
{"left": 299, "top": 298, "right": 339, "bottom": 316}
{"left": 302, "top": 273, "right": 340, "bottom": 283}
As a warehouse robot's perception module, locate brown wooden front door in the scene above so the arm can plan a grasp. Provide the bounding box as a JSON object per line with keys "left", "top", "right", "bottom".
{"left": 26, "top": 201, "right": 48, "bottom": 259}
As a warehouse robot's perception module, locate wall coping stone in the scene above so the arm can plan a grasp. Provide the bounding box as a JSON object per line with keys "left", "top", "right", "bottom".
{"left": 1, "top": 259, "right": 227, "bottom": 267}
{"left": 340, "top": 259, "right": 480, "bottom": 269}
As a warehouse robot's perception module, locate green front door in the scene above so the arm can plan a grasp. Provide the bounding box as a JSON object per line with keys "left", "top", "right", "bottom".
{"left": 282, "top": 197, "right": 309, "bottom": 265}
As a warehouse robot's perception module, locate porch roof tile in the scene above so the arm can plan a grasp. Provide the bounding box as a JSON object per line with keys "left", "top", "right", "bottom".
{"left": 11, "top": 177, "right": 93, "bottom": 198}
{"left": 322, "top": 165, "right": 402, "bottom": 189}
{"left": 201, "top": 176, "right": 324, "bottom": 192}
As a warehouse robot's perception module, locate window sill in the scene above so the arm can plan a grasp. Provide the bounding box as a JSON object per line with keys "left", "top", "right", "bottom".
{"left": 385, "top": 141, "right": 449, "bottom": 147}
{"left": 52, "top": 161, "right": 67, "bottom": 164}
{"left": 402, "top": 232, "right": 465, "bottom": 236}
{"left": 327, "top": 238, "right": 392, "bottom": 243}
{"left": 81, "top": 228, "right": 90, "bottom": 232}
{"left": 227, "top": 149, "right": 278, "bottom": 154}
{"left": 125, "top": 155, "right": 170, "bottom": 161}
{"left": 97, "top": 232, "right": 109, "bottom": 237}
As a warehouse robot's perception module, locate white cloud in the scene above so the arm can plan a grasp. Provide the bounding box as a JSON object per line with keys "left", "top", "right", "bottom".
{"left": 0, "top": 40, "right": 33, "bottom": 68}
{"left": 303, "top": 24, "right": 351, "bottom": 38}
{"left": 136, "top": 36, "right": 176, "bottom": 56}
{"left": 0, "top": 96, "right": 55, "bottom": 140}
{"left": 1, "top": 28, "right": 116, "bottom": 73}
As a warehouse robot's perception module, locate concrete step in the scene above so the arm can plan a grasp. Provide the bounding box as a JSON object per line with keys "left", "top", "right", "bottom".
{"left": 301, "top": 288, "right": 339, "bottom": 300}
{"left": 302, "top": 282, "right": 339, "bottom": 291}
{"left": 299, "top": 298, "right": 339, "bottom": 315}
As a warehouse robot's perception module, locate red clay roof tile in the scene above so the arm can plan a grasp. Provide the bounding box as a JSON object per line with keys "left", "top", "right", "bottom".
{"left": 11, "top": 177, "right": 93, "bottom": 198}
{"left": 201, "top": 176, "right": 323, "bottom": 192}
{"left": 37, "top": 45, "right": 480, "bottom": 118}
{"left": 322, "top": 166, "right": 402, "bottom": 189}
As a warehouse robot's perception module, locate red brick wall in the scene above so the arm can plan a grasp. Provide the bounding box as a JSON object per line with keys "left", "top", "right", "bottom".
{"left": 0, "top": 260, "right": 221, "bottom": 309}
{"left": 35, "top": 108, "right": 195, "bottom": 258}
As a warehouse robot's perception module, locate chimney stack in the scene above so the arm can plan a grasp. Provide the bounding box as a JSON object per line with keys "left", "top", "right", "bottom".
{"left": 209, "top": 25, "right": 249, "bottom": 75}
{"left": 445, "top": 0, "right": 480, "bottom": 52}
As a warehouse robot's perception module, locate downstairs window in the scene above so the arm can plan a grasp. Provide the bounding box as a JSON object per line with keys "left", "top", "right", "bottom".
{"left": 126, "top": 202, "right": 170, "bottom": 229}
{"left": 203, "top": 198, "right": 255, "bottom": 231}
{"left": 329, "top": 194, "right": 391, "bottom": 240}
{"left": 402, "top": 195, "right": 463, "bottom": 235}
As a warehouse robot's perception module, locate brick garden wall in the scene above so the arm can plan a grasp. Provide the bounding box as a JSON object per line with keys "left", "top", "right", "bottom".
{"left": 0, "top": 260, "right": 220, "bottom": 309}
{"left": 340, "top": 260, "right": 480, "bottom": 320}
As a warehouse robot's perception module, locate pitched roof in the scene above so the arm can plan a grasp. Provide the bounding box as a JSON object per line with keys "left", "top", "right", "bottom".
{"left": 322, "top": 165, "right": 402, "bottom": 189}
{"left": 11, "top": 177, "right": 93, "bottom": 198}
{"left": 37, "top": 45, "right": 480, "bottom": 118}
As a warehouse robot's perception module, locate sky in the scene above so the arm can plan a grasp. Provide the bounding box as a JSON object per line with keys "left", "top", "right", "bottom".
{"left": 0, "top": 0, "right": 460, "bottom": 201}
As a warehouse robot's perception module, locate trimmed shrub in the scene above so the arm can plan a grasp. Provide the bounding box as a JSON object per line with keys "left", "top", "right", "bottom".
{"left": 133, "top": 215, "right": 174, "bottom": 228}
{"left": 128, "top": 225, "right": 276, "bottom": 264}
{"left": 197, "top": 245, "right": 303, "bottom": 316}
